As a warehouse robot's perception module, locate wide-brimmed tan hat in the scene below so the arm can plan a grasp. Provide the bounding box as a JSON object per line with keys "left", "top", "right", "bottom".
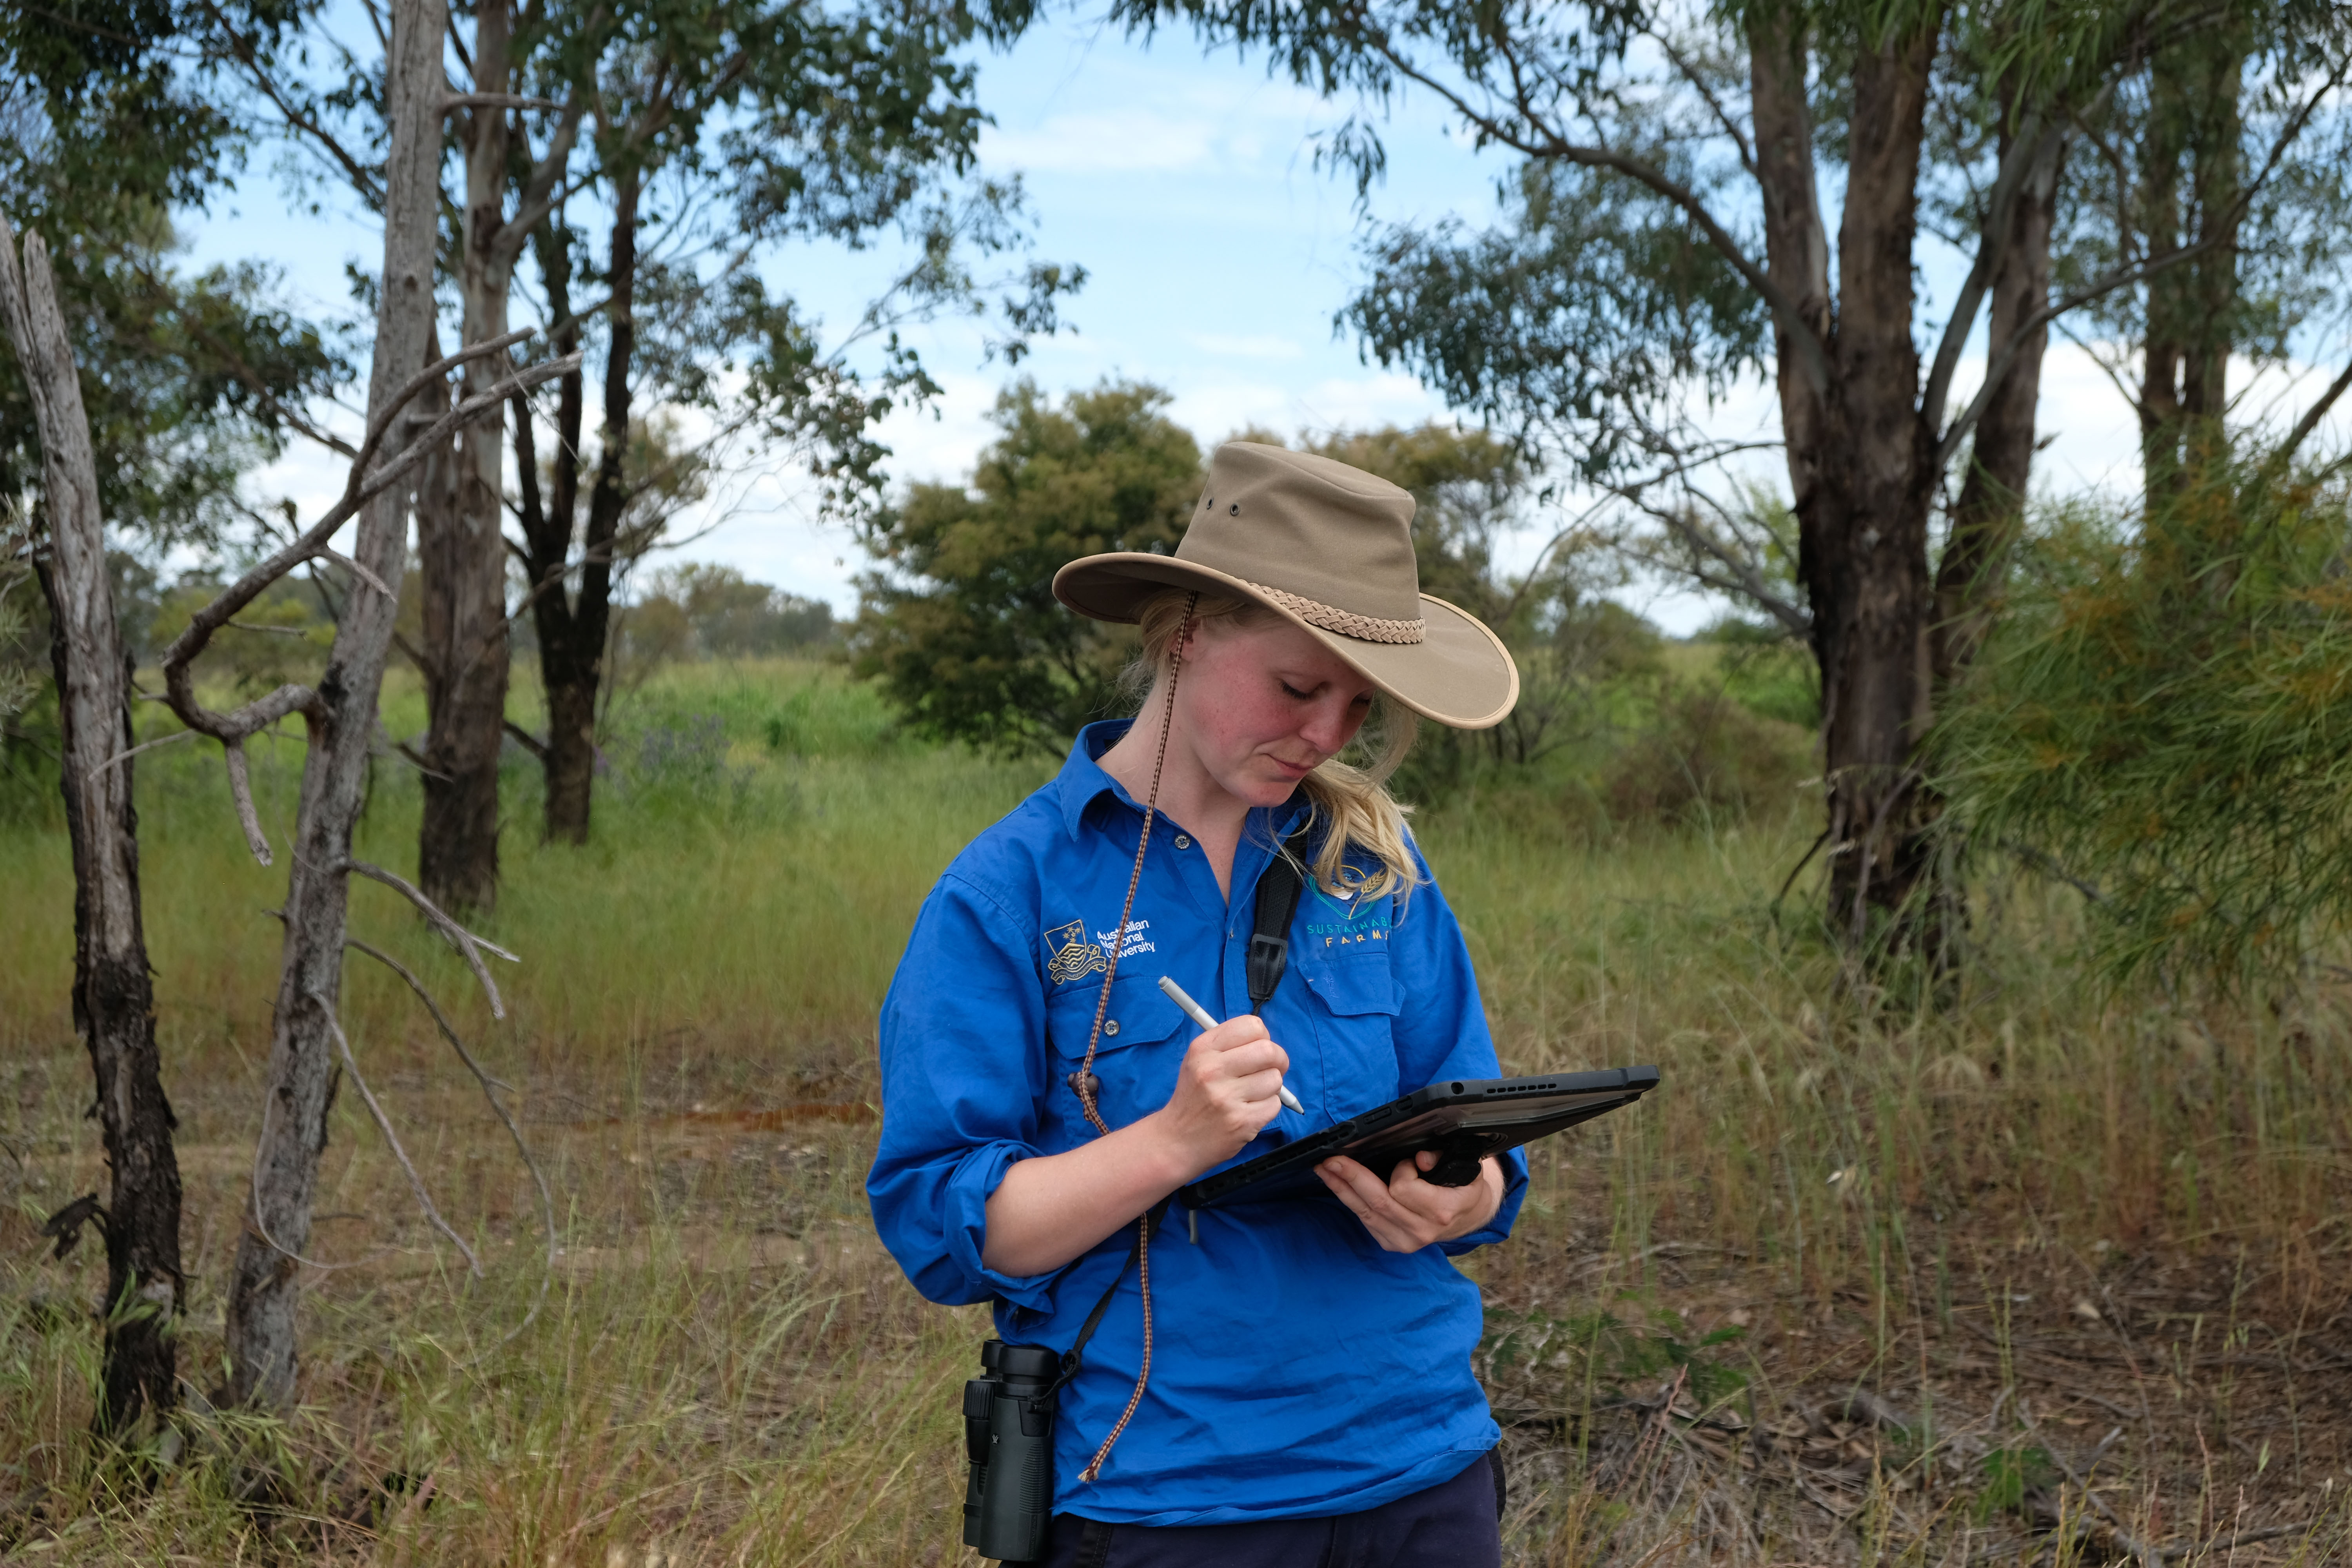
{"left": 1053, "top": 441, "right": 1519, "bottom": 730}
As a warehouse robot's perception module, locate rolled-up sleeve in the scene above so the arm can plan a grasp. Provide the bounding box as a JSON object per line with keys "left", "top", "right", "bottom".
{"left": 1387, "top": 848, "right": 1529, "bottom": 1256}
{"left": 866, "top": 874, "right": 1063, "bottom": 1310}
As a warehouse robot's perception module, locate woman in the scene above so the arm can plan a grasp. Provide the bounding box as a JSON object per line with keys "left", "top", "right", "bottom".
{"left": 868, "top": 442, "right": 1526, "bottom": 1565}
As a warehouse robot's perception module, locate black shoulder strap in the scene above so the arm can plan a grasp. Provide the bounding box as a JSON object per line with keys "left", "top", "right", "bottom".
{"left": 1247, "top": 824, "right": 1315, "bottom": 1007}
{"left": 1056, "top": 1201, "right": 1165, "bottom": 1390}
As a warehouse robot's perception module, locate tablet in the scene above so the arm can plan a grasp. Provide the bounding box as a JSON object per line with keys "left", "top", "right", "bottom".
{"left": 1176, "top": 1065, "right": 1660, "bottom": 1212}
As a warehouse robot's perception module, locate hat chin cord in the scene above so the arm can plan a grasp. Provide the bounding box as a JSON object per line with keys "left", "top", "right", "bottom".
{"left": 1072, "top": 590, "right": 1195, "bottom": 1484}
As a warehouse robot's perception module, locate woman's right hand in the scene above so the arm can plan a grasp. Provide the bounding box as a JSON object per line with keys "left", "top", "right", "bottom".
{"left": 982, "top": 1016, "right": 1290, "bottom": 1276}
{"left": 1145, "top": 1015, "right": 1290, "bottom": 1178}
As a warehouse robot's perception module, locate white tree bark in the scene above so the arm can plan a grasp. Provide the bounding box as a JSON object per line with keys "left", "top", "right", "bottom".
{"left": 214, "top": 0, "right": 452, "bottom": 1406}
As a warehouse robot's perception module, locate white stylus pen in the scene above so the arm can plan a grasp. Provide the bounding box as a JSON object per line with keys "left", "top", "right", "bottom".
{"left": 1158, "top": 975, "right": 1306, "bottom": 1114}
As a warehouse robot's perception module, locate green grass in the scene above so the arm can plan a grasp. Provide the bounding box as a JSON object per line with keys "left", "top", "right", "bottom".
{"left": 4, "top": 657, "right": 2350, "bottom": 1563}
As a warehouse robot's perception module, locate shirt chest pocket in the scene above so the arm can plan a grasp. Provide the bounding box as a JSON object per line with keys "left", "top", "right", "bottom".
{"left": 1042, "top": 974, "right": 1189, "bottom": 1146}
{"left": 1296, "top": 949, "right": 1405, "bottom": 1112}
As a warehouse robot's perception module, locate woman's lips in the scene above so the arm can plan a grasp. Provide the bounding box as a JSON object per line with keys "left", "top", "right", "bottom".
{"left": 1267, "top": 756, "right": 1317, "bottom": 780}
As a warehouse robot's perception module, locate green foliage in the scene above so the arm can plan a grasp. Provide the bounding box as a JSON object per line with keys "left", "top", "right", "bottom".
{"left": 1486, "top": 1301, "right": 1749, "bottom": 1412}
{"left": 2053, "top": 5, "right": 2352, "bottom": 402}
{"left": 504, "top": 0, "right": 1082, "bottom": 526}
{"left": 0, "top": 3, "right": 343, "bottom": 552}
{"left": 1346, "top": 157, "right": 1769, "bottom": 478}
{"left": 850, "top": 379, "right": 1201, "bottom": 753}
{"left": 148, "top": 575, "right": 335, "bottom": 694}
{"left": 1604, "top": 686, "right": 1812, "bottom": 829}
{"left": 1937, "top": 457, "right": 2352, "bottom": 993}
{"left": 1974, "top": 1444, "right": 2057, "bottom": 1520}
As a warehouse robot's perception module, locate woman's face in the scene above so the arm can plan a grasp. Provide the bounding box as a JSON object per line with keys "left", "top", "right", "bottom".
{"left": 1171, "top": 613, "right": 1379, "bottom": 807}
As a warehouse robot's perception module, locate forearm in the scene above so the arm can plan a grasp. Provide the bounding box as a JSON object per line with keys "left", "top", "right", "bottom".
{"left": 981, "top": 1114, "right": 1191, "bottom": 1277}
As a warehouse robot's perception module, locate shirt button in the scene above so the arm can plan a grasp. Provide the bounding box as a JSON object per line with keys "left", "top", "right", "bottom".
{"left": 1105, "top": 1020, "right": 1120, "bottom": 1036}
{"left": 1173, "top": 834, "right": 1192, "bottom": 849}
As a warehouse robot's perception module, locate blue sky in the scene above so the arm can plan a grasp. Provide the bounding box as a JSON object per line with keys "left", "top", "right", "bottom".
{"left": 183, "top": 8, "right": 2348, "bottom": 635}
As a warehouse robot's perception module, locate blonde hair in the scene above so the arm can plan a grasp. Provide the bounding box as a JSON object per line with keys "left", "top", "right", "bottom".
{"left": 1128, "top": 590, "right": 1423, "bottom": 904}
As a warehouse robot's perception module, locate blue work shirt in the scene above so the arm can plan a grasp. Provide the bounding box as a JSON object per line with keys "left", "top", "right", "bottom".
{"left": 867, "top": 720, "right": 1528, "bottom": 1526}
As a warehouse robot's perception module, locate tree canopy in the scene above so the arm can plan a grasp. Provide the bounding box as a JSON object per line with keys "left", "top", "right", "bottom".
{"left": 852, "top": 379, "right": 1201, "bottom": 753}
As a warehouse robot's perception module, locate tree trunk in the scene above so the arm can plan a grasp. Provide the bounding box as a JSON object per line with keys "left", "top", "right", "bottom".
{"left": 221, "top": 0, "right": 446, "bottom": 1409}
{"left": 517, "top": 178, "right": 637, "bottom": 845}
{"left": 1933, "top": 100, "right": 2064, "bottom": 687}
{"left": 515, "top": 221, "right": 594, "bottom": 841}
{"left": 0, "top": 224, "right": 184, "bottom": 1435}
{"left": 2138, "top": 37, "right": 2244, "bottom": 502}
{"left": 417, "top": 0, "right": 520, "bottom": 913}
{"left": 1803, "top": 25, "right": 1939, "bottom": 943}
{"left": 416, "top": 327, "right": 503, "bottom": 913}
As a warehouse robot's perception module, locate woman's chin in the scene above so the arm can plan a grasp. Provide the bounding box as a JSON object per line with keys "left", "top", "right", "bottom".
{"left": 1232, "top": 773, "right": 1306, "bottom": 806}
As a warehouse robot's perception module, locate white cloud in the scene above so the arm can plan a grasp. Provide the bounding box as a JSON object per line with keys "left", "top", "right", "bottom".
{"left": 1185, "top": 332, "right": 1304, "bottom": 361}
{"left": 982, "top": 111, "right": 1225, "bottom": 174}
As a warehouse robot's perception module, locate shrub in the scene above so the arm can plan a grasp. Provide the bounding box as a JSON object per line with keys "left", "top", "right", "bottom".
{"left": 1604, "top": 686, "right": 1810, "bottom": 827}
{"left": 1936, "top": 456, "right": 2352, "bottom": 993}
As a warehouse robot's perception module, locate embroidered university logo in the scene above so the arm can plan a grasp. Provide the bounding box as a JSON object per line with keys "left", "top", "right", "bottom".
{"left": 1044, "top": 919, "right": 1108, "bottom": 985}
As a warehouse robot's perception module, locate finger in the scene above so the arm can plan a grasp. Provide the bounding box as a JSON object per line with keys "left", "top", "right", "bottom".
{"left": 1317, "top": 1158, "right": 1400, "bottom": 1221}
{"left": 1229, "top": 1067, "right": 1291, "bottom": 1104}
{"left": 1317, "top": 1170, "right": 1410, "bottom": 1249}
{"left": 1386, "top": 1158, "right": 1479, "bottom": 1224}
{"left": 1200, "top": 1040, "right": 1290, "bottom": 1080}
{"left": 1314, "top": 1162, "right": 1374, "bottom": 1219}
{"left": 1205, "top": 1014, "right": 1270, "bottom": 1050}
{"left": 1332, "top": 1159, "right": 1424, "bottom": 1230}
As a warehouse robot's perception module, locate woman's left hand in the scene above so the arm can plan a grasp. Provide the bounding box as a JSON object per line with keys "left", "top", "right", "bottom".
{"left": 1314, "top": 1151, "right": 1504, "bottom": 1253}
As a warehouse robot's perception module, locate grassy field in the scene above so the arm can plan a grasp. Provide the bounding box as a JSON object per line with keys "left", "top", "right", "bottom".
{"left": 5, "top": 658, "right": 2352, "bottom": 1563}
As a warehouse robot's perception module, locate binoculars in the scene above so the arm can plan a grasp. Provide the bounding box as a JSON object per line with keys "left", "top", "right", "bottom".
{"left": 962, "top": 1339, "right": 1063, "bottom": 1562}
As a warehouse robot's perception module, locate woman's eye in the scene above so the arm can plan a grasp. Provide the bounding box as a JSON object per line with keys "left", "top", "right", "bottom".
{"left": 1280, "top": 682, "right": 1312, "bottom": 700}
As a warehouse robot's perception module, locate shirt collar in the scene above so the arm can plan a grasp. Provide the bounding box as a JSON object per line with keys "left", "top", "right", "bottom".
{"left": 1054, "top": 719, "right": 1310, "bottom": 844}
{"left": 1055, "top": 720, "right": 1136, "bottom": 840}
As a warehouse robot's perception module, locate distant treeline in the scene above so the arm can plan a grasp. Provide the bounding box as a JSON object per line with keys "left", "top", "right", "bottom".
{"left": 601, "top": 564, "right": 841, "bottom": 666}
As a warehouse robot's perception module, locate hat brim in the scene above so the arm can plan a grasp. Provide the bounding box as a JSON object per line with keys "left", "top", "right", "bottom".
{"left": 1053, "top": 554, "right": 1520, "bottom": 731}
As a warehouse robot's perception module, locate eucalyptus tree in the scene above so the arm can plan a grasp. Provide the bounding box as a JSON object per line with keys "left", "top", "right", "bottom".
{"left": 502, "top": 0, "right": 1076, "bottom": 844}
{"left": 2051, "top": 9, "right": 2352, "bottom": 504}
{"left": 407, "top": 0, "right": 588, "bottom": 915}
{"left": 1123, "top": 0, "right": 2352, "bottom": 952}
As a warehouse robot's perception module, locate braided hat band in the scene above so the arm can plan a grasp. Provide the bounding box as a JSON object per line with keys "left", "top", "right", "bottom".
{"left": 1243, "top": 580, "right": 1425, "bottom": 645}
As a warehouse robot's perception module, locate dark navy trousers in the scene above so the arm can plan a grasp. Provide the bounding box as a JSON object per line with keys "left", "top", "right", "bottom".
{"left": 1034, "top": 1449, "right": 1504, "bottom": 1568}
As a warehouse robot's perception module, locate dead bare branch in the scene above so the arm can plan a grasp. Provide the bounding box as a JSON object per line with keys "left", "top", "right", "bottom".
{"left": 2270, "top": 356, "right": 2352, "bottom": 474}
{"left": 316, "top": 991, "right": 483, "bottom": 1278}
{"left": 342, "top": 858, "right": 518, "bottom": 1016}
{"left": 161, "top": 349, "right": 578, "bottom": 747}
{"left": 345, "top": 937, "right": 555, "bottom": 1348}
{"left": 95, "top": 726, "right": 195, "bottom": 775}
{"left": 502, "top": 719, "right": 548, "bottom": 760}
{"left": 318, "top": 546, "right": 395, "bottom": 600}
{"left": 223, "top": 739, "right": 272, "bottom": 864}
{"left": 245, "top": 1073, "right": 393, "bottom": 1273}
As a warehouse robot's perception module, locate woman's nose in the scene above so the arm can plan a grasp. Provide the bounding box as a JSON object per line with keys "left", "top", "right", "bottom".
{"left": 1299, "top": 699, "right": 1361, "bottom": 755}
